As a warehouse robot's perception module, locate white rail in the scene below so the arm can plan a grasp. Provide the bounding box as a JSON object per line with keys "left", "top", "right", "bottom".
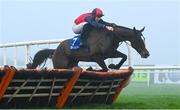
{"left": 0, "top": 39, "right": 64, "bottom": 48}
{"left": 129, "top": 65, "right": 180, "bottom": 70}
{"left": 0, "top": 39, "right": 63, "bottom": 66}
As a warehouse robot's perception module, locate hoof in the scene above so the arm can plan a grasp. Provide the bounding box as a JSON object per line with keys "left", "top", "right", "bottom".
{"left": 97, "top": 69, "right": 108, "bottom": 72}
{"left": 3, "top": 65, "right": 10, "bottom": 70}
{"left": 86, "top": 66, "right": 93, "bottom": 71}
{"left": 2, "top": 65, "right": 10, "bottom": 73}
{"left": 108, "top": 64, "right": 119, "bottom": 70}
{"left": 10, "top": 66, "right": 17, "bottom": 71}
{"left": 26, "top": 63, "right": 32, "bottom": 69}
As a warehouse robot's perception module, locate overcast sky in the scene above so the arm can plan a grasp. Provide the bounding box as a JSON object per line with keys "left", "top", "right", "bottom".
{"left": 0, "top": 0, "right": 180, "bottom": 66}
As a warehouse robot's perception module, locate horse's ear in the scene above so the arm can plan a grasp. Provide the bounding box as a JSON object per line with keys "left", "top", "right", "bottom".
{"left": 140, "top": 27, "right": 145, "bottom": 32}
{"left": 133, "top": 27, "right": 137, "bottom": 33}
{"left": 133, "top": 27, "right": 136, "bottom": 31}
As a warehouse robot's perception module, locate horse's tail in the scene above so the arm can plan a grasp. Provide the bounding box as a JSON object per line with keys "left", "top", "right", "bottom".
{"left": 26, "top": 49, "right": 55, "bottom": 69}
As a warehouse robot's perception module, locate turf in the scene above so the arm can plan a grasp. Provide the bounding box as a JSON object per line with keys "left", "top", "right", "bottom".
{"left": 69, "top": 83, "right": 180, "bottom": 109}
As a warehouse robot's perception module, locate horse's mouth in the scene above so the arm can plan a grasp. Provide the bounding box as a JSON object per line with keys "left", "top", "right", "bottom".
{"left": 141, "top": 49, "right": 150, "bottom": 58}
{"left": 141, "top": 53, "right": 150, "bottom": 58}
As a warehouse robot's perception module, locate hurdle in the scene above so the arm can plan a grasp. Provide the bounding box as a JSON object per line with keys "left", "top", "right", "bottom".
{"left": 0, "top": 66, "right": 133, "bottom": 108}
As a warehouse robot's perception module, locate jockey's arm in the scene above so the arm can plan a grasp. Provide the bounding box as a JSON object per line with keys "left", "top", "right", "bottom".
{"left": 99, "top": 19, "right": 115, "bottom": 31}
{"left": 85, "top": 16, "right": 105, "bottom": 29}
{"left": 99, "top": 19, "right": 117, "bottom": 27}
{"left": 98, "top": 19, "right": 111, "bottom": 26}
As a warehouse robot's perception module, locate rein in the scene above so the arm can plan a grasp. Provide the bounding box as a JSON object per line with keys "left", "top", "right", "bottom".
{"left": 118, "top": 41, "right": 131, "bottom": 47}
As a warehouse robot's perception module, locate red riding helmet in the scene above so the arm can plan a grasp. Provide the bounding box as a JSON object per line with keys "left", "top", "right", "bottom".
{"left": 92, "top": 8, "right": 104, "bottom": 17}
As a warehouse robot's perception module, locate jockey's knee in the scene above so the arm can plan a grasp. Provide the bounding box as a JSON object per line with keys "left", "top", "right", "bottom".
{"left": 84, "top": 23, "right": 90, "bottom": 27}
{"left": 83, "top": 23, "right": 92, "bottom": 31}
{"left": 81, "top": 24, "right": 92, "bottom": 37}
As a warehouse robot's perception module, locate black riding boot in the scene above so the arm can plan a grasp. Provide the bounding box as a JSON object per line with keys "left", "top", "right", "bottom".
{"left": 80, "top": 24, "right": 92, "bottom": 47}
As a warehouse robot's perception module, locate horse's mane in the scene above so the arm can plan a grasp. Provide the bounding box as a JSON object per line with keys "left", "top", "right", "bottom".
{"left": 89, "top": 25, "right": 132, "bottom": 36}
{"left": 115, "top": 25, "right": 133, "bottom": 32}
{"left": 87, "top": 25, "right": 135, "bottom": 44}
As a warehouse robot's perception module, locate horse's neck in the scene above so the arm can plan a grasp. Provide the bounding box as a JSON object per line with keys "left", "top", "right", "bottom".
{"left": 88, "top": 26, "right": 133, "bottom": 43}
{"left": 86, "top": 26, "right": 134, "bottom": 55}
{"left": 115, "top": 26, "right": 134, "bottom": 42}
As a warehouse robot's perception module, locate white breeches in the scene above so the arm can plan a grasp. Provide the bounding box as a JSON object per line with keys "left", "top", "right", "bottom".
{"left": 72, "top": 22, "right": 88, "bottom": 34}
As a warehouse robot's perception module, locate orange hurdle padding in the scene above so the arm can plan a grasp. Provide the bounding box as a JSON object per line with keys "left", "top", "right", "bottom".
{"left": 56, "top": 67, "right": 82, "bottom": 108}
{"left": 112, "top": 67, "right": 133, "bottom": 103}
{"left": 0, "top": 67, "right": 15, "bottom": 101}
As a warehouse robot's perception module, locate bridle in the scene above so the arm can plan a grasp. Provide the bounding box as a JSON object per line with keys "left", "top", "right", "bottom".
{"left": 118, "top": 34, "right": 146, "bottom": 53}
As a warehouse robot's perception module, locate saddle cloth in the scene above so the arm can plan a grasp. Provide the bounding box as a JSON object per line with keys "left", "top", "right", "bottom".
{"left": 69, "top": 35, "right": 80, "bottom": 50}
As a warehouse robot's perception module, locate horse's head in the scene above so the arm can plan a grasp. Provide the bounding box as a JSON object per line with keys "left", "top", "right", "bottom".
{"left": 113, "top": 26, "right": 150, "bottom": 58}
{"left": 130, "top": 27, "right": 150, "bottom": 58}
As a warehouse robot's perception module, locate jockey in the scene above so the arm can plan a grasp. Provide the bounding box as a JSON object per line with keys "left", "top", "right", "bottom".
{"left": 72, "top": 8, "right": 116, "bottom": 47}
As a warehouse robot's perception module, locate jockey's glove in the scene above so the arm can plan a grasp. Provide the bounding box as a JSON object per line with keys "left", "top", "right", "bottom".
{"left": 106, "top": 26, "right": 114, "bottom": 31}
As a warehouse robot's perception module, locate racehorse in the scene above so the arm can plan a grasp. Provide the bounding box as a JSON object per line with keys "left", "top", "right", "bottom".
{"left": 27, "top": 25, "right": 150, "bottom": 71}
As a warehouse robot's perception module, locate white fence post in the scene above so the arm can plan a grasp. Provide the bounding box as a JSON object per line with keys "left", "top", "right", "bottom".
{"left": 14, "top": 46, "right": 17, "bottom": 67}
{"left": 3, "top": 47, "right": 7, "bottom": 65}
{"left": 25, "top": 45, "right": 30, "bottom": 65}
{"left": 126, "top": 42, "right": 131, "bottom": 67}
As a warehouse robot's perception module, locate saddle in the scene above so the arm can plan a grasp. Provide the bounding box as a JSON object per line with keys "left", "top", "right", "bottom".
{"left": 69, "top": 35, "right": 89, "bottom": 54}
{"left": 69, "top": 35, "right": 81, "bottom": 50}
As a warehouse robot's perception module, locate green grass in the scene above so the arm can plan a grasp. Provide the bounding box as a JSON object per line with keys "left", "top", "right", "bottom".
{"left": 115, "top": 95, "right": 180, "bottom": 109}
{"left": 69, "top": 83, "right": 180, "bottom": 109}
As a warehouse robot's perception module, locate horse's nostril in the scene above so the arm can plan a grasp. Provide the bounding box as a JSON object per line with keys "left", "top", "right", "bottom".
{"left": 145, "top": 53, "right": 149, "bottom": 57}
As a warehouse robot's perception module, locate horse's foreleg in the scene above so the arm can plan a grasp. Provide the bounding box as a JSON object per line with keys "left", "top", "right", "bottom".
{"left": 108, "top": 51, "right": 127, "bottom": 70}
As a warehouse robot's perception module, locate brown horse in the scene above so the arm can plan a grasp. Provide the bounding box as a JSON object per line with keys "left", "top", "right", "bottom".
{"left": 27, "top": 25, "right": 150, "bottom": 71}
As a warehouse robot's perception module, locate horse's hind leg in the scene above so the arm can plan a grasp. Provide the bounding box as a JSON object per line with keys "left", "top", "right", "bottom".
{"left": 52, "top": 53, "right": 69, "bottom": 69}
{"left": 68, "top": 59, "right": 79, "bottom": 69}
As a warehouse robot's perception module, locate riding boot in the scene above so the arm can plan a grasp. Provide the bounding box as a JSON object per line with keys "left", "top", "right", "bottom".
{"left": 80, "top": 24, "right": 92, "bottom": 47}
